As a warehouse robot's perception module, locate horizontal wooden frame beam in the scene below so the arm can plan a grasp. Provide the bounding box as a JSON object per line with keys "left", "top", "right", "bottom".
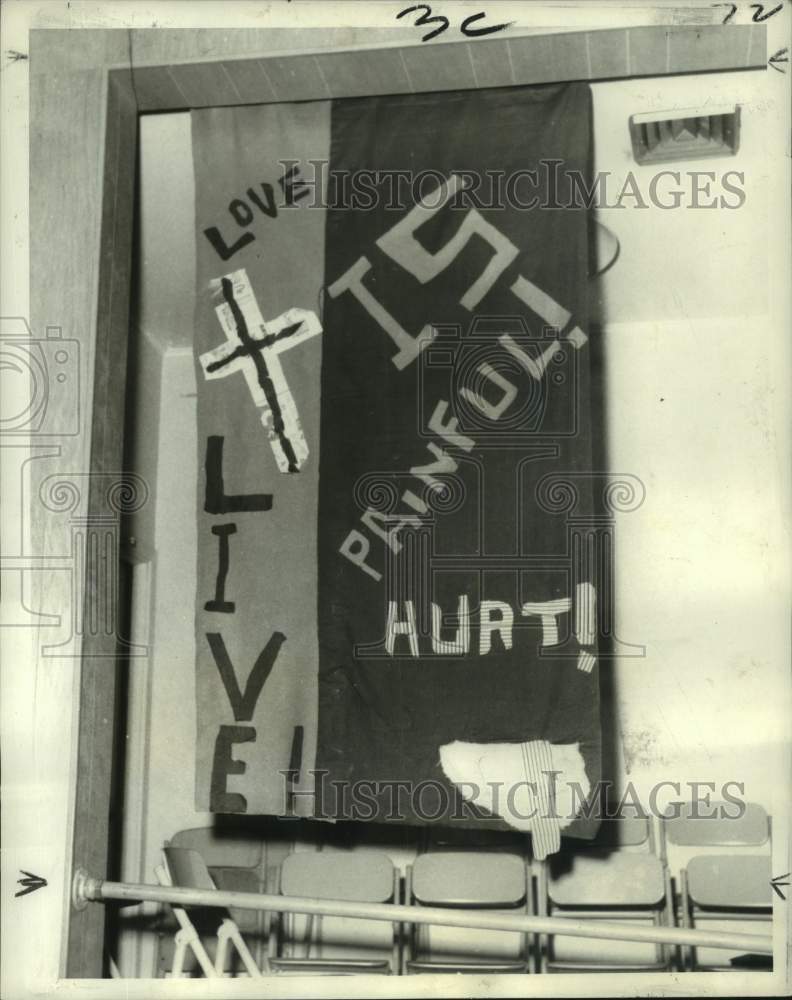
{"left": 122, "top": 25, "right": 767, "bottom": 112}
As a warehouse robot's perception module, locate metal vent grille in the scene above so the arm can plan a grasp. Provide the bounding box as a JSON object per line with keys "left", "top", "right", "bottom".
{"left": 629, "top": 106, "right": 740, "bottom": 164}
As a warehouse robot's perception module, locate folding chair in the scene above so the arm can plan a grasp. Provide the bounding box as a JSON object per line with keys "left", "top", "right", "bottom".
{"left": 662, "top": 800, "right": 770, "bottom": 970}
{"left": 158, "top": 846, "right": 264, "bottom": 978}
{"left": 160, "top": 827, "right": 270, "bottom": 971}
{"left": 269, "top": 850, "right": 400, "bottom": 974}
{"left": 537, "top": 852, "right": 674, "bottom": 972}
{"left": 404, "top": 851, "right": 532, "bottom": 974}
{"left": 678, "top": 853, "right": 772, "bottom": 971}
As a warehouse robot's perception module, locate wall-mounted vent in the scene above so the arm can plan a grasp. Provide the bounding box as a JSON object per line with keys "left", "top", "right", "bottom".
{"left": 629, "top": 106, "right": 740, "bottom": 164}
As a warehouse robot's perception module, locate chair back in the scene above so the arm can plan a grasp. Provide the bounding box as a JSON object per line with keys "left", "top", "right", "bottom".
{"left": 411, "top": 852, "right": 526, "bottom": 907}
{"left": 280, "top": 851, "right": 395, "bottom": 902}
{"left": 164, "top": 846, "right": 217, "bottom": 892}
{"left": 664, "top": 802, "right": 768, "bottom": 846}
{"left": 166, "top": 830, "right": 268, "bottom": 933}
{"left": 579, "top": 816, "right": 651, "bottom": 851}
{"left": 169, "top": 827, "right": 263, "bottom": 869}
{"left": 422, "top": 824, "right": 526, "bottom": 854}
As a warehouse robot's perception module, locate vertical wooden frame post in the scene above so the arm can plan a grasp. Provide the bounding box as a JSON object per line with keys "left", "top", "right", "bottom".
{"left": 64, "top": 66, "right": 139, "bottom": 977}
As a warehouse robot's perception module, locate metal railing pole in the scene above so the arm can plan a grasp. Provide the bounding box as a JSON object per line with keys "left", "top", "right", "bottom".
{"left": 73, "top": 869, "right": 773, "bottom": 956}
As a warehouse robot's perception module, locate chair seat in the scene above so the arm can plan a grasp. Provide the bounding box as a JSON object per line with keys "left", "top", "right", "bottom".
{"left": 407, "top": 959, "right": 527, "bottom": 974}
{"left": 686, "top": 854, "right": 771, "bottom": 908}
{"left": 547, "top": 960, "right": 668, "bottom": 972}
{"left": 549, "top": 853, "right": 665, "bottom": 906}
{"left": 270, "top": 956, "right": 391, "bottom": 974}
{"left": 412, "top": 852, "right": 526, "bottom": 906}
{"left": 209, "top": 868, "right": 265, "bottom": 934}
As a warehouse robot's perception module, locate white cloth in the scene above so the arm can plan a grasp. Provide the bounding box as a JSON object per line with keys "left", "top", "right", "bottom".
{"left": 439, "top": 739, "right": 590, "bottom": 859}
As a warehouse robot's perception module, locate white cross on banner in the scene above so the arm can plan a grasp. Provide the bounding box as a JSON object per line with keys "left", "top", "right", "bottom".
{"left": 199, "top": 268, "right": 322, "bottom": 473}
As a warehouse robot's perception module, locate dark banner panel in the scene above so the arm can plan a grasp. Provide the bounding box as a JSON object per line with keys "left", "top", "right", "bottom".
{"left": 316, "top": 85, "right": 600, "bottom": 852}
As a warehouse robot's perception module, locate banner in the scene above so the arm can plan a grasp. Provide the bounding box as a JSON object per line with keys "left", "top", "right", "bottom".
{"left": 192, "top": 84, "right": 602, "bottom": 856}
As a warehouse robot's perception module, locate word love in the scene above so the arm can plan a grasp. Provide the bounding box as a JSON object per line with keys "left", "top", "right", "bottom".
{"left": 379, "top": 585, "right": 597, "bottom": 673}
{"left": 203, "top": 163, "right": 310, "bottom": 261}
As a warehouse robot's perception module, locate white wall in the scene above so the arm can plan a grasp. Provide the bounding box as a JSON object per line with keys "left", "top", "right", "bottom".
{"left": 588, "top": 70, "right": 788, "bottom": 814}
{"left": 127, "top": 67, "right": 790, "bottom": 955}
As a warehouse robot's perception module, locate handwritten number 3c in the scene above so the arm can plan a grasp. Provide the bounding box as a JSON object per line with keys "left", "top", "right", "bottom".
{"left": 397, "top": 5, "right": 512, "bottom": 43}
{"left": 461, "top": 11, "right": 513, "bottom": 37}
{"left": 397, "top": 4, "right": 450, "bottom": 41}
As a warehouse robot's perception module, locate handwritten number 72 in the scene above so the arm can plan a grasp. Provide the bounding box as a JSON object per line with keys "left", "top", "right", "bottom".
{"left": 397, "top": 4, "right": 513, "bottom": 43}
{"left": 713, "top": 3, "right": 782, "bottom": 23}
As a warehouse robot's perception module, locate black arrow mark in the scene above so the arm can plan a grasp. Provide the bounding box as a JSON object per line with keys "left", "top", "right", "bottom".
{"left": 768, "top": 48, "right": 788, "bottom": 73}
{"left": 15, "top": 870, "right": 47, "bottom": 898}
{"left": 770, "top": 872, "right": 790, "bottom": 900}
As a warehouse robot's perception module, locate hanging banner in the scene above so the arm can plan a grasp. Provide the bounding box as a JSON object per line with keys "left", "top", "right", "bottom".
{"left": 192, "top": 83, "right": 602, "bottom": 857}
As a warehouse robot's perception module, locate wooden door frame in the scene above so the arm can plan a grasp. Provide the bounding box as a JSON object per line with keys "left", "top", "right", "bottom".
{"left": 27, "top": 22, "right": 766, "bottom": 986}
